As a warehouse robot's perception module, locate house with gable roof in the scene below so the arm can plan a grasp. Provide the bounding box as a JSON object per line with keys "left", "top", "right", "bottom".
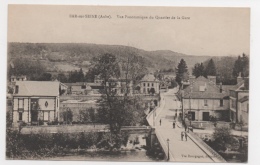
{"left": 12, "top": 81, "right": 62, "bottom": 126}
{"left": 181, "top": 76, "right": 230, "bottom": 121}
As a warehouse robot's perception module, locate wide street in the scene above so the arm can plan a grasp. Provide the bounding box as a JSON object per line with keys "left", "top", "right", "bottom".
{"left": 155, "top": 88, "right": 213, "bottom": 162}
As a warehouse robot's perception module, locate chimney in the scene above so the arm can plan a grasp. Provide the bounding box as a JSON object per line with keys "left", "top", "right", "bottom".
{"left": 189, "top": 75, "right": 196, "bottom": 84}
{"left": 244, "top": 77, "right": 249, "bottom": 90}
{"left": 208, "top": 76, "right": 217, "bottom": 84}
{"left": 237, "top": 72, "right": 243, "bottom": 84}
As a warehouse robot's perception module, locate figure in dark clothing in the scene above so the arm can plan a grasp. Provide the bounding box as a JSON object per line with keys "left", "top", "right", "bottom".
{"left": 214, "top": 122, "right": 217, "bottom": 127}
{"left": 173, "top": 122, "right": 175, "bottom": 128}
{"left": 185, "top": 132, "right": 188, "bottom": 141}
{"left": 160, "top": 119, "right": 162, "bottom": 126}
{"left": 181, "top": 131, "right": 184, "bottom": 141}
{"left": 184, "top": 124, "right": 187, "bottom": 132}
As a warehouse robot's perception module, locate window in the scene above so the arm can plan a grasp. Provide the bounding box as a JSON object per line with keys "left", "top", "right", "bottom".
{"left": 220, "top": 99, "right": 223, "bottom": 107}
{"left": 19, "top": 112, "right": 23, "bottom": 121}
{"left": 143, "top": 83, "right": 145, "bottom": 87}
{"left": 199, "top": 86, "right": 205, "bottom": 92}
{"left": 231, "top": 99, "right": 236, "bottom": 109}
{"left": 148, "top": 83, "right": 150, "bottom": 87}
{"left": 81, "top": 85, "right": 86, "bottom": 89}
{"left": 18, "top": 99, "right": 23, "bottom": 109}
{"left": 152, "top": 83, "right": 154, "bottom": 87}
{"left": 15, "top": 85, "right": 19, "bottom": 94}
{"left": 204, "top": 99, "right": 208, "bottom": 106}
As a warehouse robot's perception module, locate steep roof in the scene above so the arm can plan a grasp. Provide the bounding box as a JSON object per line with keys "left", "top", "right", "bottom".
{"left": 238, "top": 96, "right": 249, "bottom": 103}
{"left": 141, "top": 73, "right": 159, "bottom": 82}
{"left": 183, "top": 76, "right": 228, "bottom": 99}
{"left": 224, "top": 80, "right": 245, "bottom": 92}
{"left": 14, "top": 81, "right": 60, "bottom": 97}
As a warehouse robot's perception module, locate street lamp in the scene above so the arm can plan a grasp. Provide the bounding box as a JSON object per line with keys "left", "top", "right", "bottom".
{"left": 66, "top": 108, "right": 68, "bottom": 125}
{"left": 167, "top": 138, "right": 170, "bottom": 161}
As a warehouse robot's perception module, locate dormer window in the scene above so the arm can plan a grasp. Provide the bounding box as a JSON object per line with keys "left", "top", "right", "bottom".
{"left": 199, "top": 86, "right": 205, "bottom": 92}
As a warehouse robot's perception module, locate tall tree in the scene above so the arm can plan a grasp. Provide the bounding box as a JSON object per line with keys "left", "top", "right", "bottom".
{"left": 78, "top": 68, "right": 85, "bottom": 82}
{"left": 94, "top": 53, "right": 145, "bottom": 149}
{"left": 192, "top": 63, "right": 205, "bottom": 78}
{"left": 233, "top": 53, "right": 249, "bottom": 78}
{"left": 205, "top": 59, "right": 217, "bottom": 76}
{"left": 120, "top": 49, "right": 148, "bottom": 95}
{"left": 57, "top": 73, "right": 68, "bottom": 83}
{"left": 68, "top": 68, "right": 85, "bottom": 83}
{"left": 175, "top": 59, "right": 189, "bottom": 86}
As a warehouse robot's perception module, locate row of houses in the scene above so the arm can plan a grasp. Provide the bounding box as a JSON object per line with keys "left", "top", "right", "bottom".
{"left": 62, "top": 73, "right": 162, "bottom": 96}
{"left": 9, "top": 73, "right": 164, "bottom": 126}
{"left": 179, "top": 75, "right": 249, "bottom": 124}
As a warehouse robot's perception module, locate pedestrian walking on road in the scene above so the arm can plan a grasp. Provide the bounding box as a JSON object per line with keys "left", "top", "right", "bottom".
{"left": 181, "top": 131, "right": 184, "bottom": 141}
{"left": 173, "top": 121, "right": 176, "bottom": 128}
{"left": 185, "top": 131, "right": 188, "bottom": 141}
{"left": 160, "top": 119, "right": 162, "bottom": 126}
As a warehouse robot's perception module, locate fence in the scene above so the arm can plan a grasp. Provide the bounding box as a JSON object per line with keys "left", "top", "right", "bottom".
{"left": 188, "top": 130, "right": 226, "bottom": 162}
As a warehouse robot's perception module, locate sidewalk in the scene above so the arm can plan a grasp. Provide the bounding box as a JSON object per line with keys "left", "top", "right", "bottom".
{"left": 155, "top": 92, "right": 214, "bottom": 162}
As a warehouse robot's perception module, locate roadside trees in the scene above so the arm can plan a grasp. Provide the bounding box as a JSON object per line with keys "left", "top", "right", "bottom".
{"left": 212, "top": 126, "right": 236, "bottom": 152}
{"left": 92, "top": 53, "right": 146, "bottom": 149}
{"left": 176, "top": 59, "right": 189, "bottom": 86}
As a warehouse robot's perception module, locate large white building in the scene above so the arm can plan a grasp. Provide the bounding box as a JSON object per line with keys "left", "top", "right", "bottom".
{"left": 140, "top": 73, "right": 160, "bottom": 94}
{"left": 12, "top": 81, "right": 62, "bottom": 126}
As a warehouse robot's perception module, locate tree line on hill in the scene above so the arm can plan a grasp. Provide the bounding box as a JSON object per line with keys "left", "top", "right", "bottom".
{"left": 175, "top": 53, "right": 249, "bottom": 86}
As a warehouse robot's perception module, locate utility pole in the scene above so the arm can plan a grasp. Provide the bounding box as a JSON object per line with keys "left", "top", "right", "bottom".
{"left": 167, "top": 138, "right": 170, "bottom": 161}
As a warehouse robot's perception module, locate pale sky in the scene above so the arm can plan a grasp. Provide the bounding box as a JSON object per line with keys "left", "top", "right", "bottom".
{"left": 8, "top": 5, "right": 250, "bottom": 56}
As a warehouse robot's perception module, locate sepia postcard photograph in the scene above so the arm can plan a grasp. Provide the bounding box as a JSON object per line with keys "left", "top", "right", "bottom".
{"left": 6, "top": 4, "right": 250, "bottom": 163}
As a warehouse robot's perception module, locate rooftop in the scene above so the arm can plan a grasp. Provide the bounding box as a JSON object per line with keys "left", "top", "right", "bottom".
{"left": 14, "top": 81, "right": 60, "bottom": 97}
{"left": 141, "top": 73, "right": 159, "bottom": 82}
{"left": 238, "top": 96, "right": 249, "bottom": 103}
{"left": 182, "top": 76, "right": 228, "bottom": 99}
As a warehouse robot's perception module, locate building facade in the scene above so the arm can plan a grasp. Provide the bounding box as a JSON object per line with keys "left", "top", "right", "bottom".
{"left": 140, "top": 73, "right": 160, "bottom": 94}
{"left": 12, "top": 81, "right": 61, "bottom": 126}
{"left": 182, "top": 76, "right": 229, "bottom": 121}
{"left": 229, "top": 77, "right": 249, "bottom": 123}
